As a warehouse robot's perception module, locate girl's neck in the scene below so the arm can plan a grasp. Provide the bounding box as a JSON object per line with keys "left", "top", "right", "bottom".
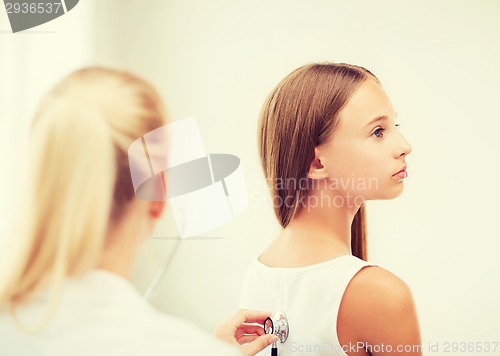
{"left": 259, "top": 191, "right": 362, "bottom": 268}
{"left": 287, "top": 203, "right": 356, "bottom": 251}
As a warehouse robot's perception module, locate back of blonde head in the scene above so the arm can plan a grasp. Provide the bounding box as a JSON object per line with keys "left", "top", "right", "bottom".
{"left": 0, "top": 67, "right": 166, "bottom": 330}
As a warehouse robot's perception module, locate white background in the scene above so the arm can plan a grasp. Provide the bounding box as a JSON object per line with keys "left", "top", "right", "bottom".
{"left": 1, "top": 0, "right": 499, "bottom": 350}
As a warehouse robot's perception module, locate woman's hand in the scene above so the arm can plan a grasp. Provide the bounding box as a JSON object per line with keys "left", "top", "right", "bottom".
{"left": 214, "top": 309, "right": 279, "bottom": 356}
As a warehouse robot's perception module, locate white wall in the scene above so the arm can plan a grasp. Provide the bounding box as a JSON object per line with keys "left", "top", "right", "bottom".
{"left": 2, "top": 0, "right": 499, "bottom": 351}
{"left": 0, "top": 1, "right": 96, "bottom": 247}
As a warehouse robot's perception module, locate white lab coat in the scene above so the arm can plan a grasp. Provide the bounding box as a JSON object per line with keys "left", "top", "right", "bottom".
{"left": 0, "top": 269, "right": 240, "bottom": 356}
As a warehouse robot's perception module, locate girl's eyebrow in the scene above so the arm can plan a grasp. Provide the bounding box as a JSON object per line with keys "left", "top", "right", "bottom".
{"left": 365, "top": 115, "right": 388, "bottom": 127}
{"left": 365, "top": 112, "right": 398, "bottom": 127}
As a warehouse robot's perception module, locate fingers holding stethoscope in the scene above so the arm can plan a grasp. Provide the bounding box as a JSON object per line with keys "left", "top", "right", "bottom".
{"left": 214, "top": 309, "right": 289, "bottom": 355}
{"left": 240, "top": 334, "right": 280, "bottom": 356}
{"left": 213, "top": 309, "right": 279, "bottom": 355}
{"left": 235, "top": 323, "right": 267, "bottom": 342}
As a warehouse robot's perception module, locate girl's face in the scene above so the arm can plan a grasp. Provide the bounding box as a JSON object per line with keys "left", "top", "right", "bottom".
{"left": 315, "top": 79, "right": 412, "bottom": 201}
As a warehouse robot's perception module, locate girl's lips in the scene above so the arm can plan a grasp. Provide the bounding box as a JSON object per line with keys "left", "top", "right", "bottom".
{"left": 392, "top": 170, "right": 408, "bottom": 180}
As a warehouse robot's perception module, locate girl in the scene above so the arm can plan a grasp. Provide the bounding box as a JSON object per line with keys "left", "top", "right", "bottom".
{"left": 239, "top": 63, "right": 422, "bottom": 355}
{"left": 0, "top": 67, "right": 277, "bottom": 356}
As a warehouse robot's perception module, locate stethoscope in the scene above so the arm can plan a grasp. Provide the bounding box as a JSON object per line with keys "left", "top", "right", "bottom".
{"left": 264, "top": 311, "right": 289, "bottom": 356}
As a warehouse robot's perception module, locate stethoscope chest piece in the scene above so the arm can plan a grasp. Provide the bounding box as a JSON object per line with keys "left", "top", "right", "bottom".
{"left": 264, "top": 310, "right": 289, "bottom": 354}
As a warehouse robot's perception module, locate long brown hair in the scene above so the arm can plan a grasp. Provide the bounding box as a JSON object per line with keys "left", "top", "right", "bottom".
{"left": 258, "top": 63, "right": 379, "bottom": 261}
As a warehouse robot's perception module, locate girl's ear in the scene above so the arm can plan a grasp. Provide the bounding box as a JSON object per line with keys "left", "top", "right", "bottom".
{"left": 308, "top": 147, "right": 329, "bottom": 180}
{"left": 149, "top": 201, "right": 165, "bottom": 219}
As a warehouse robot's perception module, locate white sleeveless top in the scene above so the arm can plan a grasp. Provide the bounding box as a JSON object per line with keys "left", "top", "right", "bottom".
{"left": 239, "top": 254, "right": 374, "bottom": 356}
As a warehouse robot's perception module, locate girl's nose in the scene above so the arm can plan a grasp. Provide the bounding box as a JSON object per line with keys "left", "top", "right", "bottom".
{"left": 395, "top": 131, "right": 412, "bottom": 158}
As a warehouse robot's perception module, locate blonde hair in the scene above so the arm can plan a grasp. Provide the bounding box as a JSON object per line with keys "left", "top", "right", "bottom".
{"left": 259, "top": 63, "right": 379, "bottom": 261}
{"left": 0, "top": 67, "right": 167, "bottom": 330}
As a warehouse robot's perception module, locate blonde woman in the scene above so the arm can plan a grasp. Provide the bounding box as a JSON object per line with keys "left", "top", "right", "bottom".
{"left": 239, "top": 63, "right": 422, "bottom": 355}
{"left": 0, "top": 67, "right": 278, "bottom": 356}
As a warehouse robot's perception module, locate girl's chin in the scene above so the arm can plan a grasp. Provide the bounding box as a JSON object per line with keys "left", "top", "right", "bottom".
{"left": 386, "top": 184, "right": 405, "bottom": 199}
{"left": 367, "top": 184, "right": 405, "bottom": 200}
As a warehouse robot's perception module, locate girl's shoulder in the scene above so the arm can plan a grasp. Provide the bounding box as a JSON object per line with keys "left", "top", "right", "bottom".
{"left": 348, "top": 265, "right": 413, "bottom": 298}
{"left": 341, "top": 265, "right": 416, "bottom": 321}
{"left": 338, "top": 266, "right": 421, "bottom": 352}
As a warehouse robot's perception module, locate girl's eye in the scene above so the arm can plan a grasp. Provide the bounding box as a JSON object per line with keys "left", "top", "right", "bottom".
{"left": 372, "top": 127, "right": 385, "bottom": 138}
